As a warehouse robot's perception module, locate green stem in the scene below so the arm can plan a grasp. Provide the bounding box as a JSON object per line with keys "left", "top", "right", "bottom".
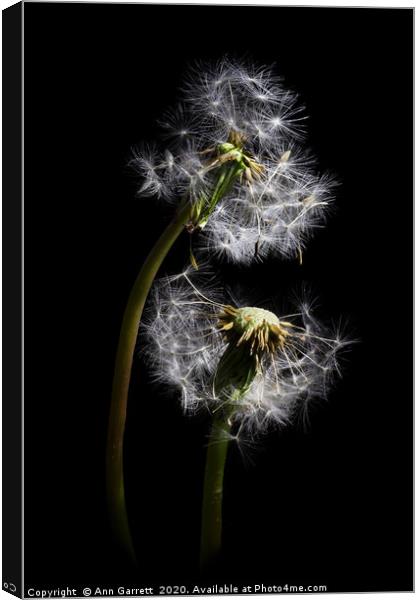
{"left": 106, "top": 201, "right": 192, "bottom": 564}
{"left": 200, "top": 416, "right": 231, "bottom": 570}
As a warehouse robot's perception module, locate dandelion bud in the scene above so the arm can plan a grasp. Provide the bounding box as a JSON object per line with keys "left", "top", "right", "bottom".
{"left": 214, "top": 306, "right": 292, "bottom": 399}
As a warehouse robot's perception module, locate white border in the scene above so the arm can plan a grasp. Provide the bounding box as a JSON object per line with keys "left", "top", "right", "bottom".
{"left": 0, "top": 2, "right": 414, "bottom": 600}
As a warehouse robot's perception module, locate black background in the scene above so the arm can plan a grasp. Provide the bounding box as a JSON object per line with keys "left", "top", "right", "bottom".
{"left": 23, "top": 4, "right": 413, "bottom": 593}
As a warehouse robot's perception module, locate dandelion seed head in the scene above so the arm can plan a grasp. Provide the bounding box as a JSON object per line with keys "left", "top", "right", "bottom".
{"left": 132, "top": 58, "right": 335, "bottom": 263}
{"left": 142, "top": 270, "right": 347, "bottom": 439}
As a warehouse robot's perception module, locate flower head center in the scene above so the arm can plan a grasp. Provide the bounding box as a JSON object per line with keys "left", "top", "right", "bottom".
{"left": 201, "top": 129, "right": 264, "bottom": 183}
{"left": 235, "top": 306, "right": 280, "bottom": 330}
{"left": 219, "top": 305, "right": 292, "bottom": 356}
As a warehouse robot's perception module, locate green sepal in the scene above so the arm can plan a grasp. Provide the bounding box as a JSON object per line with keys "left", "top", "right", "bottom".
{"left": 197, "top": 161, "right": 245, "bottom": 229}
{"left": 214, "top": 342, "right": 259, "bottom": 398}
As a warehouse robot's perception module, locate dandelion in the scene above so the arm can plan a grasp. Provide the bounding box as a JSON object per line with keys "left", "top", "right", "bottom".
{"left": 132, "top": 58, "right": 336, "bottom": 263}
{"left": 106, "top": 58, "right": 337, "bottom": 563}
{"left": 143, "top": 267, "right": 348, "bottom": 566}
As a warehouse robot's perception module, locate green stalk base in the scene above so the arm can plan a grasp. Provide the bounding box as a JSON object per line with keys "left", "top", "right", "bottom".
{"left": 200, "top": 417, "right": 231, "bottom": 570}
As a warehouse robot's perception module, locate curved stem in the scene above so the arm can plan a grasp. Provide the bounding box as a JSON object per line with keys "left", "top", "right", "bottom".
{"left": 200, "top": 416, "right": 231, "bottom": 570}
{"left": 106, "top": 201, "right": 192, "bottom": 564}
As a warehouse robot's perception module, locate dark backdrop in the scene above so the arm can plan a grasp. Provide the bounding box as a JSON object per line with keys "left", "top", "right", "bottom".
{"left": 23, "top": 4, "right": 413, "bottom": 593}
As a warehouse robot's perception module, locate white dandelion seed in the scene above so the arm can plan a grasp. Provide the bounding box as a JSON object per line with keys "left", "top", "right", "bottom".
{"left": 142, "top": 267, "right": 349, "bottom": 441}
{"left": 130, "top": 58, "right": 336, "bottom": 264}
